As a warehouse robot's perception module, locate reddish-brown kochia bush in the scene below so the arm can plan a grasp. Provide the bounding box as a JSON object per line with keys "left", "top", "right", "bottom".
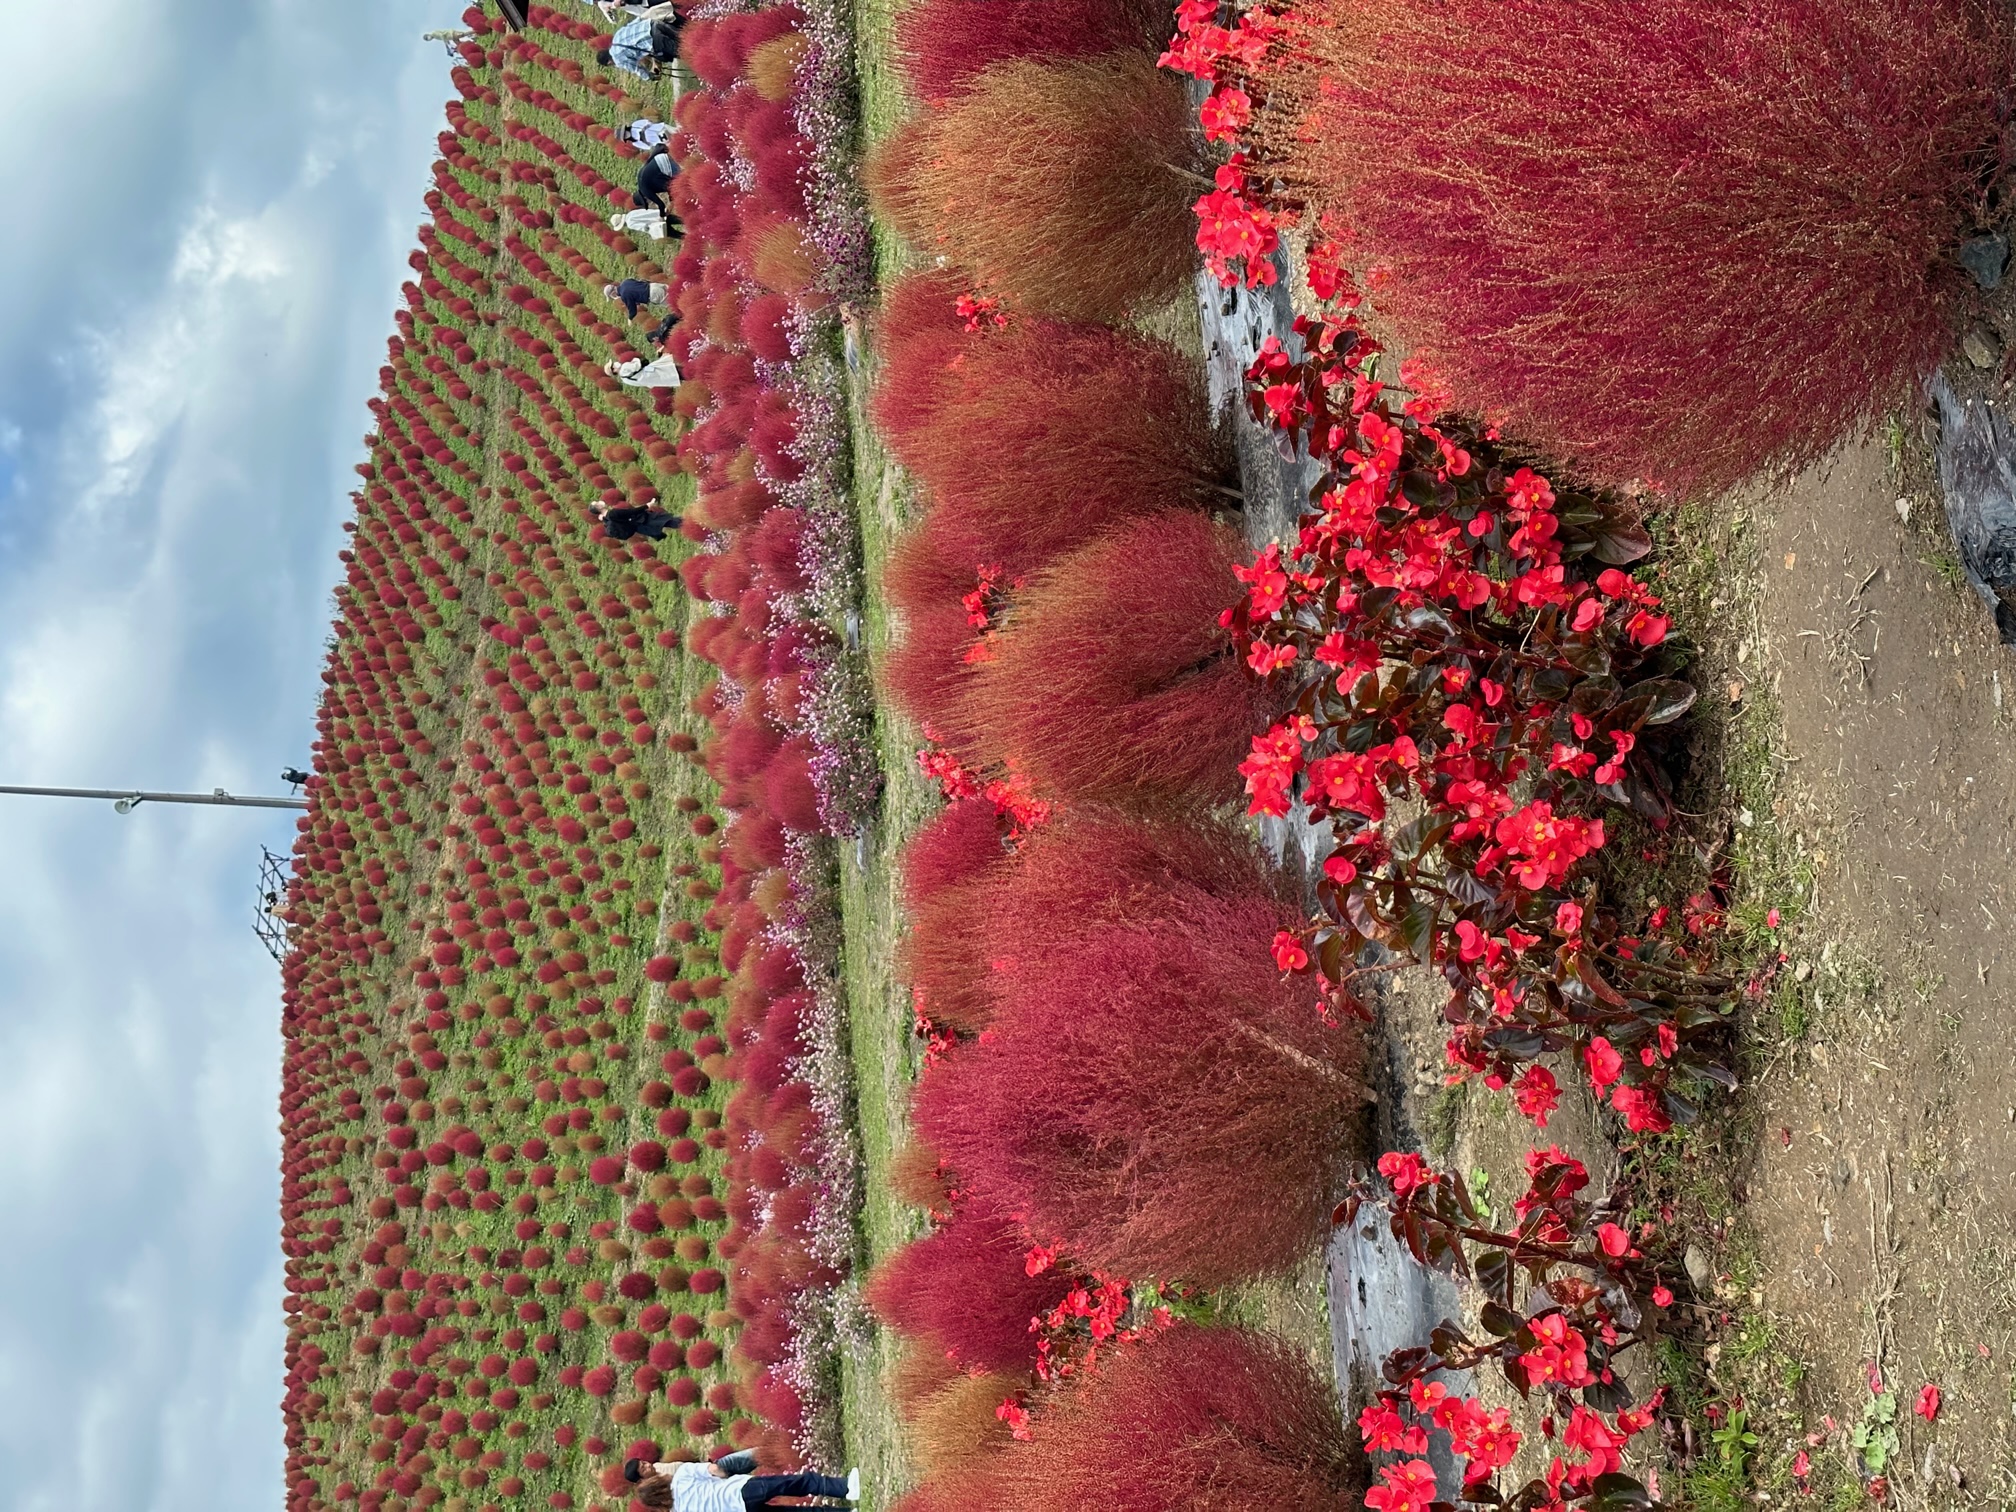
{"left": 899, "top": 799, "right": 1013, "bottom": 1030}
{"left": 960, "top": 512, "right": 1281, "bottom": 809}
{"left": 910, "top": 1370, "right": 1026, "bottom": 1477}
{"left": 863, "top": 1202, "right": 1073, "bottom": 1373}
{"left": 878, "top": 594, "right": 987, "bottom": 749}
{"left": 1267, "top": 0, "right": 2016, "bottom": 492}
{"left": 972, "top": 1324, "right": 1358, "bottom": 1510}
{"left": 915, "top": 813, "right": 1364, "bottom": 1286}
{"left": 869, "top": 269, "right": 975, "bottom": 446}
{"left": 870, "top": 302, "right": 1231, "bottom": 569}
{"left": 896, "top": 0, "right": 1173, "bottom": 102}
{"left": 866, "top": 55, "right": 1202, "bottom": 322}
{"left": 900, "top": 798, "right": 1005, "bottom": 910}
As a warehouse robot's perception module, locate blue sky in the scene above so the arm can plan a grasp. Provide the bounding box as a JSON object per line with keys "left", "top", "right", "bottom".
{"left": 0, "top": 3, "right": 462, "bottom": 1511}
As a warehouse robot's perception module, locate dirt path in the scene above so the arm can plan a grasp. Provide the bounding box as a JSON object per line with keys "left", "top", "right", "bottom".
{"left": 1721, "top": 415, "right": 2016, "bottom": 1503}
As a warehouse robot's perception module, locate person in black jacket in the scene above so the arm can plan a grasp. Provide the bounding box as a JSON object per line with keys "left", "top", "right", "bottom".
{"left": 593, "top": 498, "right": 683, "bottom": 542}
{"left": 634, "top": 150, "right": 680, "bottom": 215}
{"left": 604, "top": 277, "right": 678, "bottom": 345}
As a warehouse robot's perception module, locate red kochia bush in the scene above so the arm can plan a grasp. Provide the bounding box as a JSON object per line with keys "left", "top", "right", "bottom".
{"left": 961, "top": 512, "right": 1281, "bottom": 809}
{"left": 896, "top": 0, "right": 1173, "bottom": 101}
{"left": 898, "top": 799, "right": 1014, "bottom": 1031}
{"left": 1271, "top": 0, "right": 2016, "bottom": 492}
{"left": 899, "top": 798, "right": 1005, "bottom": 911}
{"left": 871, "top": 299, "right": 1230, "bottom": 575}
{"left": 863, "top": 1201, "right": 1073, "bottom": 1373}
{"left": 972, "top": 1324, "right": 1358, "bottom": 1510}
{"left": 866, "top": 55, "right": 1202, "bottom": 322}
{"left": 915, "top": 813, "right": 1364, "bottom": 1286}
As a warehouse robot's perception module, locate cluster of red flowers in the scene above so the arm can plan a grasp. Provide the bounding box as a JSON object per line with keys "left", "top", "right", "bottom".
{"left": 1225, "top": 269, "right": 1731, "bottom": 1136}
{"left": 1346, "top": 1148, "right": 1668, "bottom": 1510}
{"left": 1158, "top": 2, "right": 1282, "bottom": 287}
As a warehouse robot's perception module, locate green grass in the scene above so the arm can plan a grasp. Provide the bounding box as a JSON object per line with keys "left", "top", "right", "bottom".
{"left": 828, "top": 0, "right": 940, "bottom": 1489}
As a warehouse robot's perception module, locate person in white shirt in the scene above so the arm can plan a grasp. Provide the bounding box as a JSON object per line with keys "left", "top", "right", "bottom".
{"left": 604, "top": 352, "right": 683, "bottom": 388}
{"left": 622, "top": 118, "right": 672, "bottom": 153}
{"left": 611, "top": 208, "right": 671, "bottom": 239}
{"left": 625, "top": 1453, "right": 860, "bottom": 1510}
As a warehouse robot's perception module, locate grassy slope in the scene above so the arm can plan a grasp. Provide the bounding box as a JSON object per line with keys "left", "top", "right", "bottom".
{"left": 292, "top": 31, "right": 804, "bottom": 1512}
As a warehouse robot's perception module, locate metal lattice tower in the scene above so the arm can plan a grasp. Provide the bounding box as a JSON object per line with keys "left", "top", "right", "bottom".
{"left": 254, "top": 847, "right": 294, "bottom": 965}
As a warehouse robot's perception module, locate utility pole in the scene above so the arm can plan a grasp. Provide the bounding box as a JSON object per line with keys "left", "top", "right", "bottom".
{"left": 0, "top": 785, "right": 309, "bottom": 813}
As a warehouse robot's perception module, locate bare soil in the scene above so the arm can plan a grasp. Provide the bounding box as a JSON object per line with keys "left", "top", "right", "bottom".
{"left": 1688, "top": 398, "right": 2016, "bottom": 1504}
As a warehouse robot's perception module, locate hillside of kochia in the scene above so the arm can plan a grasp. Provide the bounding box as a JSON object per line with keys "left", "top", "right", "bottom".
{"left": 276, "top": 8, "right": 871, "bottom": 1512}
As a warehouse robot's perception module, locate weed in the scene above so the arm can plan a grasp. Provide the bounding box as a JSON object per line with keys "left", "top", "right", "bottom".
{"left": 1679, "top": 1454, "right": 1751, "bottom": 1512}
{"left": 1922, "top": 549, "right": 1967, "bottom": 590}
{"left": 1710, "top": 1402, "right": 1761, "bottom": 1471}
{"left": 1773, "top": 975, "right": 1812, "bottom": 1044}
{"left": 1848, "top": 1389, "right": 1901, "bottom": 1476}
{"left": 1422, "top": 1081, "right": 1467, "bottom": 1159}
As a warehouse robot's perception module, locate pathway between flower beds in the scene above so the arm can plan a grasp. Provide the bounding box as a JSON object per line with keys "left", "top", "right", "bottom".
{"left": 1693, "top": 400, "right": 2016, "bottom": 1493}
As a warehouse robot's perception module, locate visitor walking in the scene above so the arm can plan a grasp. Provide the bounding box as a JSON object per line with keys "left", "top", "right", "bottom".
{"left": 599, "top": 7, "right": 685, "bottom": 78}
{"left": 621, "top": 118, "right": 672, "bottom": 152}
{"left": 605, "top": 351, "right": 682, "bottom": 388}
{"left": 625, "top": 1453, "right": 862, "bottom": 1510}
{"left": 593, "top": 498, "right": 684, "bottom": 540}
{"left": 605, "top": 278, "right": 668, "bottom": 318}
{"left": 593, "top": 0, "right": 677, "bottom": 21}
{"left": 633, "top": 149, "right": 680, "bottom": 214}
{"left": 604, "top": 277, "right": 678, "bottom": 343}
{"left": 610, "top": 207, "right": 672, "bottom": 240}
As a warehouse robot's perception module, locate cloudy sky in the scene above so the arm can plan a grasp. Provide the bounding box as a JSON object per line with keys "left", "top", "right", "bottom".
{"left": 0, "top": 3, "right": 461, "bottom": 1511}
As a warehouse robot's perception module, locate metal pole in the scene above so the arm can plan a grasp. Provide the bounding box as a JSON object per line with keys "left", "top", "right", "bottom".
{"left": 0, "top": 785, "right": 309, "bottom": 813}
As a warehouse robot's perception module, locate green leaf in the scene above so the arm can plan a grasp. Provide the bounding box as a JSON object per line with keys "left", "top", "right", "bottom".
{"left": 1443, "top": 869, "right": 1500, "bottom": 907}
{"left": 1622, "top": 677, "right": 1697, "bottom": 726}
{"left": 1529, "top": 666, "right": 1577, "bottom": 702}
{"left": 1559, "top": 637, "right": 1613, "bottom": 678}
{"left": 1566, "top": 676, "right": 1622, "bottom": 715}
{"left": 1392, "top": 812, "right": 1454, "bottom": 864}
{"left": 1573, "top": 953, "right": 1628, "bottom": 1007}
{"left": 1396, "top": 893, "right": 1438, "bottom": 963}
{"left": 1398, "top": 468, "right": 1439, "bottom": 507}
{"left": 1591, "top": 519, "right": 1654, "bottom": 565}
{"left": 1483, "top": 1024, "right": 1549, "bottom": 1060}
{"left": 1587, "top": 1474, "right": 1656, "bottom": 1512}
{"left": 1476, "top": 1248, "right": 1513, "bottom": 1307}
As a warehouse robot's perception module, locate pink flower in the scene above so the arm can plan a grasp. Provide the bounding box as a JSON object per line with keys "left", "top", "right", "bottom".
{"left": 1272, "top": 930, "right": 1309, "bottom": 973}
{"left": 1358, "top": 1397, "right": 1428, "bottom": 1455}
{"left": 1610, "top": 1083, "right": 1672, "bottom": 1133}
{"left": 1377, "top": 1150, "right": 1435, "bottom": 1196}
{"left": 1915, "top": 1383, "right": 1941, "bottom": 1422}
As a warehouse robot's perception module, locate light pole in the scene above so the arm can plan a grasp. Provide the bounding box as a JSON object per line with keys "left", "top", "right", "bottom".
{"left": 0, "top": 785, "right": 309, "bottom": 813}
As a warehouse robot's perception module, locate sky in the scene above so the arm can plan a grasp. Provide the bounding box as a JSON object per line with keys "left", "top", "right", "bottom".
{"left": 0, "top": 3, "right": 464, "bottom": 1510}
